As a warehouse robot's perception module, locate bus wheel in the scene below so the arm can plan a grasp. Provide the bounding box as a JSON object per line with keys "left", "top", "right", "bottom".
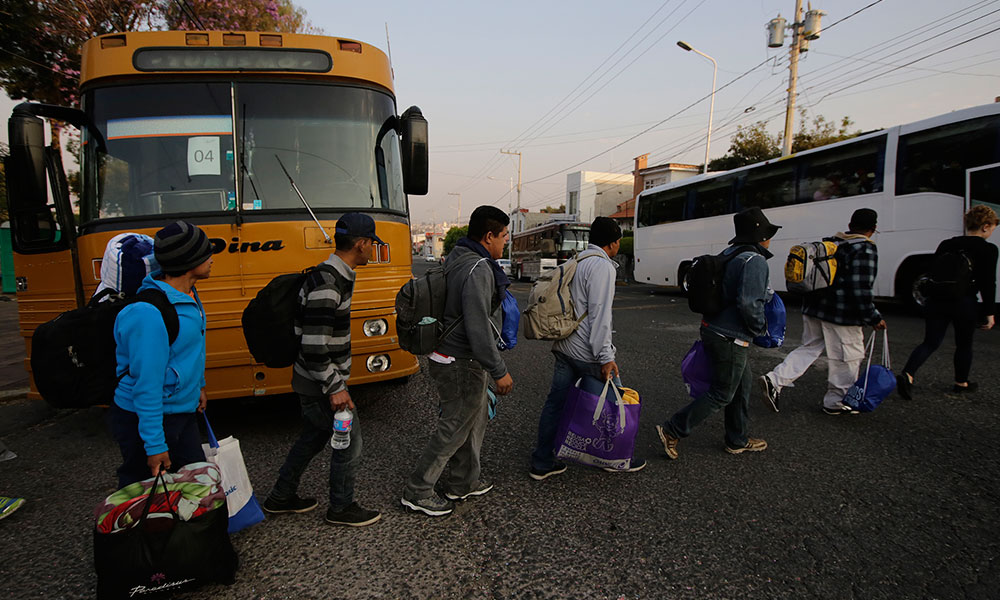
{"left": 678, "top": 262, "right": 693, "bottom": 294}
{"left": 896, "top": 257, "right": 932, "bottom": 311}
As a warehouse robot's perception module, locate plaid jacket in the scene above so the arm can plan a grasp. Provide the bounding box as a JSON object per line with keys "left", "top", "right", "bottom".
{"left": 803, "top": 233, "right": 882, "bottom": 326}
{"left": 291, "top": 254, "right": 355, "bottom": 396}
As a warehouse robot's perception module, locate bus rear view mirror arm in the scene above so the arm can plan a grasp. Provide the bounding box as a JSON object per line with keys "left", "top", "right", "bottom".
{"left": 12, "top": 102, "right": 107, "bottom": 154}
{"left": 399, "top": 106, "right": 428, "bottom": 196}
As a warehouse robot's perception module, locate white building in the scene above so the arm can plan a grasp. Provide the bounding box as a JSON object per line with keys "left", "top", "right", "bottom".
{"left": 565, "top": 171, "right": 633, "bottom": 223}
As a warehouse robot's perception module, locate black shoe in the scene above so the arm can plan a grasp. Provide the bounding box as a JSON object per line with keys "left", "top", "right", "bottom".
{"left": 444, "top": 480, "right": 494, "bottom": 501}
{"left": 952, "top": 381, "right": 978, "bottom": 393}
{"left": 822, "top": 402, "right": 859, "bottom": 416}
{"left": 262, "top": 494, "right": 318, "bottom": 514}
{"left": 401, "top": 494, "right": 454, "bottom": 517}
{"left": 325, "top": 502, "right": 381, "bottom": 526}
{"left": 757, "top": 375, "right": 779, "bottom": 412}
{"left": 896, "top": 373, "right": 913, "bottom": 400}
{"left": 602, "top": 458, "right": 647, "bottom": 473}
{"left": 529, "top": 462, "right": 568, "bottom": 481}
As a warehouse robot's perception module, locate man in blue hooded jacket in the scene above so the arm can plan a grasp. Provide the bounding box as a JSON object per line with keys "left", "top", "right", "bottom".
{"left": 656, "top": 207, "right": 780, "bottom": 459}
{"left": 110, "top": 221, "right": 213, "bottom": 488}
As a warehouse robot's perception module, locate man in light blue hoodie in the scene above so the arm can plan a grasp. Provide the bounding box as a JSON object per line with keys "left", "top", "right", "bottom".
{"left": 110, "top": 221, "right": 213, "bottom": 488}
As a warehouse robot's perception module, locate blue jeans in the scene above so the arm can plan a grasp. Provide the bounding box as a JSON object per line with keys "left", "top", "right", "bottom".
{"left": 110, "top": 404, "right": 206, "bottom": 489}
{"left": 663, "top": 329, "right": 751, "bottom": 450}
{"left": 269, "top": 394, "right": 362, "bottom": 511}
{"left": 531, "top": 351, "right": 621, "bottom": 471}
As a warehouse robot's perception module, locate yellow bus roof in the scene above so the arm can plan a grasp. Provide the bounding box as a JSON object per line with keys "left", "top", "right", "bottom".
{"left": 80, "top": 31, "right": 394, "bottom": 94}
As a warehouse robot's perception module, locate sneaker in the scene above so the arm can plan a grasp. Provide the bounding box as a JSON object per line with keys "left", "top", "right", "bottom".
{"left": 262, "top": 494, "right": 318, "bottom": 514}
{"left": 0, "top": 496, "right": 25, "bottom": 520}
{"left": 529, "top": 462, "right": 568, "bottom": 481}
{"left": 725, "top": 438, "right": 768, "bottom": 455}
{"left": 896, "top": 373, "right": 913, "bottom": 400}
{"left": 655, "top": 425, "right": 679, "bottom": 460}
{"left": 602, "top": 458, "right": 647, "bottom": 473}
{"left": 822, "top": 402, "right": 859, "bottom": 415}
{"left": 444, "top": 480, "right": 494, "bottom": 501}
{"left": 325, "top": 502, "right": 381, "bottom": 526}
{"left": 757, "top": 375, "right": 779, "bottom": 412}
{"left": 952, "top": 381, "right": 979, "bottom": 393}
{"left": 400, "top": 494, "right": 454, "bottom": 517}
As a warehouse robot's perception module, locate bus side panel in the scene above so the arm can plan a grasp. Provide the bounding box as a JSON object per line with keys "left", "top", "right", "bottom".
{"left": 12, "top": 249, "right": 78, "bottom": 399}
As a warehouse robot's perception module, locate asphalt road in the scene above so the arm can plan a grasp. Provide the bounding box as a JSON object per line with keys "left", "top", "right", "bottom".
{"left": 1, "top": 262, "right": 998, "bottom": 599}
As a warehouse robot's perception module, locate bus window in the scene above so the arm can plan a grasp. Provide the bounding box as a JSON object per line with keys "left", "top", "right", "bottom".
{"left": 799, "top": 137, "right": 885, "bottom": 202}
{"left": 693, "top": 176, "right": 735, "bottom": 218}
{"left": 637, "top": 188, "right": 686, "bottom": 227}
{"left": 739, "top": 163, "right": 795, "bottom": 210}
{"left": 560, "top": 228, "right": 589, "bottom": 252}
{"left": 896, "top": 115, "right": 1000, "bottom": 197}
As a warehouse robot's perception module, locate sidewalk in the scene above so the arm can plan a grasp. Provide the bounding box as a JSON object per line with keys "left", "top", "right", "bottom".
{"left": 0, "top": 296, "right": 30, "bottom": 398}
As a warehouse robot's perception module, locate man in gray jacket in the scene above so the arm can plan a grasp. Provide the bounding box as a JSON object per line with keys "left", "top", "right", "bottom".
{"left": 402, "top": 206, "right": 513, "bottom": 517}
{"left": 529, "top": 217, "right": 646, "bottom": 480}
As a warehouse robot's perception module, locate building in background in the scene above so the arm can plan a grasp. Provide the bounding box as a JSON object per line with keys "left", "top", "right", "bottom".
{"left": 565, "top": 171, "right": 633, "bottom": 223}
{"left": 632, "top": 154, "right": 699, "bottom": 195}
{"left": 422, "top": 232, "right": 445, "bottom": 259}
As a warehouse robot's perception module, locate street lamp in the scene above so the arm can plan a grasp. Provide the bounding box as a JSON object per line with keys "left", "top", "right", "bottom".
{"left": 447, "top": 192, "right": 462, "bottom": 224}
{"left": 677, "top": 40, "right": 717, "bottom": 174}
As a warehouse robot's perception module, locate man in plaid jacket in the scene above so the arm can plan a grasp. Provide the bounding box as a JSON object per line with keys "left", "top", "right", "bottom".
{"left": 758, "top": 208, "right": 888, "bottom": 415}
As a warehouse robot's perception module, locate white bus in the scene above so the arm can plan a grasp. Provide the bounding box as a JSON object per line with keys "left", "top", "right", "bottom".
{"left": 511, "top": 221, "right": 590, "bottom": 281}
{"left": 634, "top": 102, "right": 1000, "bottom": 302}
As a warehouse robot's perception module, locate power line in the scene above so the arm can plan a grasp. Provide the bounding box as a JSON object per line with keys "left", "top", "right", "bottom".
{"left": 823, "top": 0, "right": 885, "bottom": 32}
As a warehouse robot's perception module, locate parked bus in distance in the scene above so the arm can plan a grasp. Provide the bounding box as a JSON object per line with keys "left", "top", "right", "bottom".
{"left": 634, "top": 102, "right": 1000, "bottom": 302}
{"left": 510, "top": 221, "right": 590, "bottom": 281}
{"left": 6, "top": 31, "right": 430, "bottom": 403}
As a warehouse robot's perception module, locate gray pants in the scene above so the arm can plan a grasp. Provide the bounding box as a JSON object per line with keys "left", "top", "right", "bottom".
{"left": 404, "top": 359, "right": 489, "bottom": 500}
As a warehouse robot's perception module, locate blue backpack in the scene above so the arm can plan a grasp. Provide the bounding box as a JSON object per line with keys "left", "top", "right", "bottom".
{"left": 496, "top": 289, "right": 519, "bottom": 351}
{"left": 753, "top": 292, "right": 786, "bottom": 348}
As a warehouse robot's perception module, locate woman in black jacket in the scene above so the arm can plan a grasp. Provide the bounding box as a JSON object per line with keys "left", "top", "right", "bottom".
{"left": 898, "top": 205, "right": 999, "bottom": 398}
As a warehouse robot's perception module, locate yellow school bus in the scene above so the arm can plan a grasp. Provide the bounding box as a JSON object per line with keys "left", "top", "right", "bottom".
{"left": 6, "top": 30, "right": 429, "bottom": 401}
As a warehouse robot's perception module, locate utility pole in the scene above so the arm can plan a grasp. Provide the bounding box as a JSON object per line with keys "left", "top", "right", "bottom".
{"left": 448, "top": 192, "right": 461, "bottom": 224}
{"left": 500, "top": 149, "right": 522, "bottom": 234}
{"left": 768, "top": 2, "right": 826, "bottom": 156}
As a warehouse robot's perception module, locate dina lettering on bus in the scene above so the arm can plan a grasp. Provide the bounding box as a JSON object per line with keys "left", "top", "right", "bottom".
{"left": 209, "top": 238, "right": 285, "bottom": 254}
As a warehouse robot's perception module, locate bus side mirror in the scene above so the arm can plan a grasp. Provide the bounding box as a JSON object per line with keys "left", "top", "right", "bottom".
{"left": 6, "top": 111, "right": 63, "bottom": 254}
{"left": 399, "top": 106, "right": 428, "bottom": 196}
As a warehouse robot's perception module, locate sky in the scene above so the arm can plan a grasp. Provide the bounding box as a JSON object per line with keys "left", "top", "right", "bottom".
{"left": 3, "top": 0, "right": 999, "bottom": 224}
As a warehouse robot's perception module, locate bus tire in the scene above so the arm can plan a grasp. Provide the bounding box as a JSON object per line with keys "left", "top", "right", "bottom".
{"left": 678, "top": 261, "right": 693, "bottom": 294}
{"left": 895, "top": 256, "right": 933, "bottom": 310}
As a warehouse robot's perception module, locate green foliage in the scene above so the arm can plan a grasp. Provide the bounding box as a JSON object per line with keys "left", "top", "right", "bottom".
{"left": 443, "top": 226, "right": 468, "bottom": 256}
{"left": 618, "top": 235, "right": 633, "bottom": 257}
{"left": 540, "top": 204, "right": 565, "bottom": 214}
{"left": 708, "top": 110, "right": 862, "bottom": 172}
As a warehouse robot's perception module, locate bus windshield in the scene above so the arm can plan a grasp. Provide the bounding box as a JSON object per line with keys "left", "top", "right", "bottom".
{"left": 560, "top": 228, "right": 589, "bottom": 252}
{"left": 81, "top": 81, "right": 405, "bottom": 222}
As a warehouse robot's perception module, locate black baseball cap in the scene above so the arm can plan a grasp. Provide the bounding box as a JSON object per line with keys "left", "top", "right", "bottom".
{"left": 336, "top": 213, "right": 384, "bottom": 244}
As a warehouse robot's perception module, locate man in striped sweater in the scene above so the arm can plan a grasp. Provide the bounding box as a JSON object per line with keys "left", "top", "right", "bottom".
{"left": 263, "top": 213, "right": 382, "bottom": 527}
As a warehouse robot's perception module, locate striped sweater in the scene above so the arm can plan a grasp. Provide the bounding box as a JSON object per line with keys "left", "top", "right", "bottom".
{"left": 292, "top": 254, "right": 356, "bottom": 396}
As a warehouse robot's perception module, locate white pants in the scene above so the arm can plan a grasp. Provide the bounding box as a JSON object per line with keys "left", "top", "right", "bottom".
{"left": 766, "top": 314, "right": 865, "bottom": 408}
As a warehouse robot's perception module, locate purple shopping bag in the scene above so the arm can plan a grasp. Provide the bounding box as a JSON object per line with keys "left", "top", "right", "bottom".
{"left": 681, "top": 340, "right": 712, "bottom": 398}
{"left": 554, "top": 376, "right": 641, "bottom": 470}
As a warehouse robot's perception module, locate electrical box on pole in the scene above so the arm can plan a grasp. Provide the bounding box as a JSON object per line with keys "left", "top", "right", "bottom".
{"left": 803, "top": 6, "right": 826, "bottom": 39}
{"left": 767, "top": 16, "right": 786, "bottom": 48}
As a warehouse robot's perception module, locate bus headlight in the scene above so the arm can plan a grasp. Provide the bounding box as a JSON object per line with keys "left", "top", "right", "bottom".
{"left": 366, "top": 354, "right": 391, "bottom": 372}
{"left": 363, "top": 318, "right": 389, "bottom": 337}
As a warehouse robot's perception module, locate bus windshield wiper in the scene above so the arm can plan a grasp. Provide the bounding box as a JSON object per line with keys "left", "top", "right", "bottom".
{"left": 275, "top": 155, "right": 332, "bottom": 244}
{"left": 241, "top": 104, "right": 262, "bottom": 207}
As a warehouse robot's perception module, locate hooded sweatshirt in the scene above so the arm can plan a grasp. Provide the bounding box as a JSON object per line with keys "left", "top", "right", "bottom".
{"left": 113, "top": 273, "right": 207, "bottom": 456}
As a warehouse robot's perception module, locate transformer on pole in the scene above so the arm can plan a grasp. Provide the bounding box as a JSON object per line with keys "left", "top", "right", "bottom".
{"left": 766, "top": 2, "right": 825, "bottom": 156}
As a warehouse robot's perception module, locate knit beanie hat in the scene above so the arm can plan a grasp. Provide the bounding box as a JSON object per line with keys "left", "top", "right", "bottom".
{"left": 589, "top": 216, "right": 623, "bottom": 248}
{"left": 154, "top": 221, "right": 213, "bottom": 274}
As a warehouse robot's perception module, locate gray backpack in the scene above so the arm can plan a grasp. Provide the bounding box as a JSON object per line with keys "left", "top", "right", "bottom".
{"left": 521, "top": 255, "right": 597, "bottom": 341}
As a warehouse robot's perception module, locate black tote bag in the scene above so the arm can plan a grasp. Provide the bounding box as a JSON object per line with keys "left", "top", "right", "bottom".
{"left": 93, "top": 471, "right": 239, "bottom": 599}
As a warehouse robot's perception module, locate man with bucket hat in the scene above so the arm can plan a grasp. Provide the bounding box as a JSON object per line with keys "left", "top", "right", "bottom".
{"left": 656, "top": 207, "right": 780, "bottom": 459}
{"left": 263, "top": 213, "right": 383, "bottom": 527}
{"left": 758, "top": 208, "right": 886, "bottom": 415}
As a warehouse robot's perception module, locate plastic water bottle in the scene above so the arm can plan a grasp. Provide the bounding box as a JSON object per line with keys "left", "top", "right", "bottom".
{"left": 331, "top": 409, "right": 352, "bottom": 449}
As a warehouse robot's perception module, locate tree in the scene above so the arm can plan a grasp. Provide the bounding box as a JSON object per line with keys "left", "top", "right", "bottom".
{"left": 443, "top": 226, "right": 468, "bottom": 256}
{"left": 162, "top": 0, "right": 314, "bottom": 32}
{"left": 707, "top": 110, "right": 863, "bottom": 172}
{"left": 540, "top": 204, "right": 565, "bottom": 214}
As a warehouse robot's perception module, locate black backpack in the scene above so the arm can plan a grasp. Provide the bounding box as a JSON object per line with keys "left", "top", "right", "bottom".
{"left": 924, "top": 250, "right": 974, "bottom": 301}
{"left": 395, "top": 264, "right": 463, "bottom": 355}
{"left": 687, "top": 246, "right": 754, "bottom": 315}
{"left": 30, "top": 288, "right": 178, "bottom": 409}
{"left": 241, "top": 264, "right": 335, "bottom": 368}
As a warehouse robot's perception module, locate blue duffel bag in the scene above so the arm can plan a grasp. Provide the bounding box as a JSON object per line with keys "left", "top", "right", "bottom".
{"left": 754, "top": 292, "right": 786, "bottom": 348}
{"left": 844, "top": 331, "right": 896, "bottom": 412}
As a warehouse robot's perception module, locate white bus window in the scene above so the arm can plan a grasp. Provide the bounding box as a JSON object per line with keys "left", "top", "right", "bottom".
{"left": 799, "top": 137, "right": 885, "bottom": 203}
{"left": 637, "top": 188, "right": 685, "bottom": 227}
{"left": 897, "top": 115, "right": 1000, "bottom": 197}
{"left": 693, "top": 177, "right": 735, "bottom": 218}
{"left": 739, "top": 163, "right": 795, "bottom": 209}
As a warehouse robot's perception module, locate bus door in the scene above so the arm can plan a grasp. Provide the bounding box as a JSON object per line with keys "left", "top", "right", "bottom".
{"left": 967, "top": 162, "right": 1000, "bottom": 287}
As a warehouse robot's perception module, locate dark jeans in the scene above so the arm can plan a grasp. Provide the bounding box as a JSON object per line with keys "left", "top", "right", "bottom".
{"left": 405, "top": 359, "right": 489, "bottom": 500}
{"left": 903, "top": 296, "right": 979, "bottom": 383}
{"left": 109, "top": 404, "right": 206, "bottom": 489}
{"left": 269, "top": 394, "right": 362, "bottom": 511}
{"left": 663, "top": 329, "right": 751, "bottom": 450}
{"left": 531, "top": 351, "right": 621, "bottom": 471}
